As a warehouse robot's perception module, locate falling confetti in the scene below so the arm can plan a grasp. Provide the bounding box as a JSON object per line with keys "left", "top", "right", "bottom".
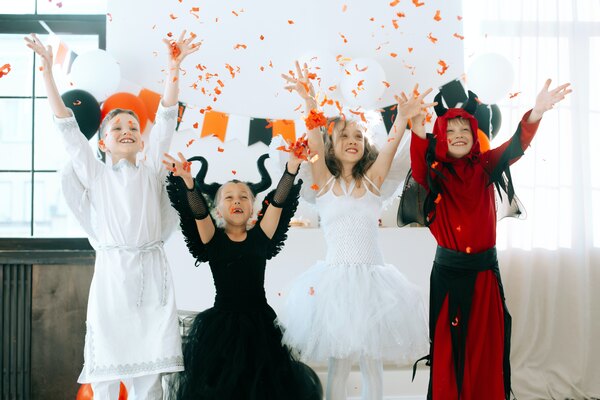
{"left": 0, "top": 63, "right": 12, "bottom": 78}
{"left": 412, "top": 0, "right": 425, "bottom": 6}
{"left": 453, "top": 33, "right": 465, "bottom": 40}
{"left": 433, "top": 10, "right": 442, "bottom": 21}
{"left": 427, "top": 32, "right": 438, "bottom": 43}
{"left": 217, "top": 147, "right": 225, "bottom": 152}
{"left": 389, "top": 0, "right": 400, "bottom": 6}
{"left": 509, "top": 92, "right": 521, "bottom": 98}
{"left": 310, "top": 184, "right": 320, "bottom": 191}
{"left": 437, "top": 60, "right": 449, "bottom": 75}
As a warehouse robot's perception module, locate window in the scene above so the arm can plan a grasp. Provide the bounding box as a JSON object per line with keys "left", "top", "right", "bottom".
{"left": 0, "top": 4, "right": 106, "bottom": 237}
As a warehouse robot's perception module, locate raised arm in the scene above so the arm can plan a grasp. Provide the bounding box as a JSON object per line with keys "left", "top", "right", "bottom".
{"left": 148, "top": 32, "right": 200, "bottom": 171}
{"left": 484, "top": 79, "right": 571, "bottom": 174}
{"left": 282, "top": 61, "right": 330, "bottom": 189}
{"left": 259, "top": 153, "right": 303, "bottom": 239}
{"left": 367, "top": 85, "right": 435, "bottom": 188}
{"left": 163, "top": 152, "right": 216, "bottom": 244}
{"left": 25, "top": 33, "right": 101, "bottom": 185}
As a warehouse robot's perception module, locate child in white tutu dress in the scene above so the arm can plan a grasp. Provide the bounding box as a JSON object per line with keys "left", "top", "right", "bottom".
{"left": 279, "top": 62, "right": 433, "bottom": 400}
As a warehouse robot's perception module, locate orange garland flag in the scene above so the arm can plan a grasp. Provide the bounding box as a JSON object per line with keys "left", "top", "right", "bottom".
{"left": 201, "top": 111, "right": 229, "bottom": 142}
{"left": 272, "top": 119, "right": 296, "bottom": 143}
{"left": 138, "top": 88, "right": 162, "bottom": 123}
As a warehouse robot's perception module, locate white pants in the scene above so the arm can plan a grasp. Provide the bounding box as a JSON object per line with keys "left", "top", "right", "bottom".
{"left": 91, "top": 374, "right": 163, "bottom": 400}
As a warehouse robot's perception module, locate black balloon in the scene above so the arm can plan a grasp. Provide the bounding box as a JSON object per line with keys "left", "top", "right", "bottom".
{"left": 60, "top": 89, "right": 101, "bottom": 139}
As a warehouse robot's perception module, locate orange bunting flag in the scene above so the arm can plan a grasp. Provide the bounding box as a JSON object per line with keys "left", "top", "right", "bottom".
{"left": 305, "top": 109, "right": 327, "bottom": 130}
{"left": 273, "top": 119, "right": 296, "bottom": 143}
{"left": 201, "top": 111, "right": 229, "bottom": 142}
{"left": 138, "top": 88, "right": 161, "bottom": 123}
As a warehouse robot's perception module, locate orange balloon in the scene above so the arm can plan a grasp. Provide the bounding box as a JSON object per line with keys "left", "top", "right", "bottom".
{"left": 477, "top": 129, "right": 490, "bottom": 153}
{"left": 76, "top": 382, "right": 127, "bottom": 400}
{"left": 101, "top": 92, "right": 149, "bottom": 133}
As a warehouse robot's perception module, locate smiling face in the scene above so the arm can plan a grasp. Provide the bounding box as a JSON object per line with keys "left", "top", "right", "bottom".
{"left": 215, "top": 181, "right": 254, "bottom": 227}
{"left": 99, "top": 111, "right": 144, "bottom": 163}
{"left": 446, "top": 117, "right": 473, "bottom": 159}
{"left": 332, "top": 120, "right": 365, "bottom": 165}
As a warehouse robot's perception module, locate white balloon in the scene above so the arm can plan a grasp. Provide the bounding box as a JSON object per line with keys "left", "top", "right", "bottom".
{"left": 340, "top": 58, "right": 386, "bottom": 108}
{"left": 69, "top": 49, "right": 121, "bottom": 101}
{"left": 467, "top": 53, "right": 514, "bottom": 104}
{"left": 300, "top": 51, "right": 342, "bottom": 89}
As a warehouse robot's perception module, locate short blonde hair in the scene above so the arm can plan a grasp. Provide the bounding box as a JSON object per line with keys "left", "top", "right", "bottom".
{"left": 446, "top": 116, "right": 472, "bottom": 132}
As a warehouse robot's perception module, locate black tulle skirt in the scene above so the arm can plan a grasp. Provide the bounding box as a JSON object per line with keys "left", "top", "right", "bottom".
{"left": 170, "top": 304, "right": 323, "bottom": 400}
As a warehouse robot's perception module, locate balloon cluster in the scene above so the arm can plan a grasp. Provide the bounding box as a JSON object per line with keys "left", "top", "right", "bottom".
{"left": 59, "top": 49, "right": 153, "bottom": 140}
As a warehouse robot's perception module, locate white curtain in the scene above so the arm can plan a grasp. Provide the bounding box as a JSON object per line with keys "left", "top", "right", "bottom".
{"left": 463, "top": 1, "right": 600, "bottom": 398}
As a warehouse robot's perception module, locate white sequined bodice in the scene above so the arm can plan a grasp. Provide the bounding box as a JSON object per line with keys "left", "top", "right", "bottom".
{"left": 316, "top": 181, "right": 385, "bottom": 265}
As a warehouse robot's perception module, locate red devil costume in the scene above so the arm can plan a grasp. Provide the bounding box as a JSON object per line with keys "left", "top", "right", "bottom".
{"left": 410, "top": 92, "right": 541, "bottom": 400}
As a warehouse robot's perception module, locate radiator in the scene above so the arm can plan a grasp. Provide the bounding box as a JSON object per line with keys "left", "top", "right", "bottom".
{"left": 1, "top": 264, "right": 32, "bottom": 400}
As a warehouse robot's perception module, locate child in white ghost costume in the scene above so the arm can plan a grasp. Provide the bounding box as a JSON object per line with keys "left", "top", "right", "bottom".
{"left": 25, "top": 31, "right": 199, "bottom": 399}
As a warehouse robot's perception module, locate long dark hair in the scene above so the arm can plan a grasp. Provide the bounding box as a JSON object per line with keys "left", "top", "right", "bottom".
{"left": 323, "top": 117, "right": 379, "bottom": 181}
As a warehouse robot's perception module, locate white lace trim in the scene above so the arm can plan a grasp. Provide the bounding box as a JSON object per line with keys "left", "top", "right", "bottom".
{"left": 155, "top": 104, "right": 178, "bottom": 122}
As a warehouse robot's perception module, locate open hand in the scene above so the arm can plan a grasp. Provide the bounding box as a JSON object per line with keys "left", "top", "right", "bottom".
{"left": 396, "top": 84, "right": 437, "bottom": 125}
{"left": 531, "top": 79, "right": 572, "bottom": 120}
{"left": 163, "top": 152, "right": 194, "bottom": 188}
{"left": 24, "top": 33, "right": 53, "bottom": 71}
{"left": 163, "top": 30, "right": 201, "bottom": 68}
{"left": 282, "top": 60, "right": 316, "bottom": 102}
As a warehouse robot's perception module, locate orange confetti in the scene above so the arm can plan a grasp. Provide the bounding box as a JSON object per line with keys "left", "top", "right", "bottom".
{"left": 232, "top": 170, "right": 237, "bottom": 175}
{"left": 382, "top": 80, "right": 391, "bottom": 88}
{"left": 309, "top": 287, "right": 315, "bottom": 295}
{"left": 389, "top": 0, "right": 400, "bottom": 5}
{"left": 288, "top": 20, "right": 295, "bottom": 24}
{"left": 193, "top": 122, "right": 199, "bottom": 129}
{"left": 369, "top": 17, "right": 375, "bottom": 22}
{"left": 509, "top": 92, "right": 521, "bottom": 99}
{"left": 390, "top": 52, "right": 398, "bottom": 58}
{"left": 234, "top": 43, "right": 247, "bottom": 50}
{"left": 433, "top": 10, "right": 442, "bottom": 21}
{"left": 294, "top": 104, "right": 302, "bottom": 111}
{"left": 434, "top": 193, "right": 442, "bottom": 204}
{"left": 305, "top": 109, "right": 327, "bottom": 130}
{"left": 456, "top": 225, "right": 462, "bottom": 232}
{"left": 457, "top": 15, "right": 463, "bottom": 21}
{"left": 355, "top": 64, "right": 368, "bottom": 72}
{"left": 169, "top": 13, "right": 178, "bottom": 20}
{"left": 339, "top": 33, "right": 348, "bottom": 43}
{"left": 232, "top": 10, "right": 239, "bottom": 16}
{"left": 310, "top": 184, "right": 320, "bottom": 191}
{"left": 259, "top": 34, "right": 265, "bottom": 40}
{"left": 327, "top": 121, "right": 335, "bottom": 135}
{"left": 217, "top": 147, "right": 225, "bottom": 152}
{"left": 412, "top": 0, "right": 425, "bottom": 6}
{"left": 38, "top": 66, "right": 44, "bottom": 72}
{"left": 408, "top": 47, "right": 414, "bottom": 53}
{"left": 186, "top": 139, "right": 195, "bottom": 148}
{"left": 306, "top": 72, "right": 317, "bottom": 80}
{"left": 259, "top": 66, "right": 265, "bottom": 71}
{"left": 453, "top": 33, "right": 465, "bottom": 40}
{"left": 72, "top": 100, "right": 82, "bottom": 106}
{"left": 183, "top": 161, "right": 192, "bottom": 172}
{"left": 466, "top": 246, "right": 472, "bottom": 254}
{"left": 349, "top": 109, "right": 367, "bottom": 123}
{"left": 217, "top": 79, "right": 225, "bottom": 87}
{"left": 437, "top": 60, "right": 449, "bottom": 75}
{"left": 0, "top": 63, "right": 11, "bottom": 78}
{"left": 431, "top": 161, "right": 439, "bottom": 169}
{"left": 98, "top": 139, "right": 105, "bottom": 148}
{"left": 328, "top": 85, "right": 337, "bottom": 91}
{"left": 427, "top": 32, "right": 438, "bottom": 43}
{"left": 277, "top": 134, "right": 310, "bottom": 161}
{"left": 397, "top": 12, "right": 406, "bottom": 18}
{"left": 170, "top": 41, "right": 181, "bottom": 59}
{"left": 191, "top": 7, "right": 200, "bottom": 12}
{"left": 342, "top": 4, "right": 348, "bottom": 12}
{"left": 392, "top": 19, "right": 399, "bottom": 29}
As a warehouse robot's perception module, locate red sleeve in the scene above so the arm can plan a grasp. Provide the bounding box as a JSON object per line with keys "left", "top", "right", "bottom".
{"left": 410, "top": 131, "right": 430, "bottom": 189}
{"left": 483, "top": 109, "right": 541, "bottom": 174}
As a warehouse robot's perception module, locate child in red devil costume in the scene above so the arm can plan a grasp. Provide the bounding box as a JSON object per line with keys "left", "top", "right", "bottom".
{"left": 409, "top": 79, "right": 571, "bottom": 400}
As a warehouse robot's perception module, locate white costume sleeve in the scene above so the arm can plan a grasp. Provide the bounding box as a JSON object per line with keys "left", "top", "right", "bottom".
{"left": 145, "top": 102, "right": 179, "bottom": 174}
{"left": 379, "top": 131, "right": 412, "bottom": 209}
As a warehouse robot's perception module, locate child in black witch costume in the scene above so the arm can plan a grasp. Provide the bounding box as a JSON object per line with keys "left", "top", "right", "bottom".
{"left": 163, "top": 150, "right": 323, "bottom": 400}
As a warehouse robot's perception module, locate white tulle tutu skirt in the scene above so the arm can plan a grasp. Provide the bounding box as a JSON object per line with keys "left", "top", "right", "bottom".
{"left": 278, "top": 261, "right": 430, "bottom": 364}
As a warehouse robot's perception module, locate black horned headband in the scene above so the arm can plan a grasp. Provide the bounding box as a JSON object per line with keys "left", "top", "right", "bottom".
{"left": 434, "top": 90, "right": 479, "bottom": 117}
{"left": 187, "top": 153, "right": 272, "bottom": 201}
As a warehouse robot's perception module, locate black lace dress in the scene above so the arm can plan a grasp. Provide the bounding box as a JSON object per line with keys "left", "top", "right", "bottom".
{"left": 167, "top": 177, "right": 322, "bottom": 400}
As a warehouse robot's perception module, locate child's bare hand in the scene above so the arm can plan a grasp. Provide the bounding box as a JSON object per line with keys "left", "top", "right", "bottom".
{"left": 396, "top": 85, "right": 436, "bottom": 122}
{"left": 163, "top": 30, "right": 201, "bottom": 68}
{"left": 163, "top": 152, "right": 194, "bottom": 187}
{"left": 531, "top": 79, "right": 571, "bottom": 119}
{"left": 24, "top": 34, "right": 53, "bottom": 71}
{"left": 282, "top": 60, "right": 316, "bottom": 102}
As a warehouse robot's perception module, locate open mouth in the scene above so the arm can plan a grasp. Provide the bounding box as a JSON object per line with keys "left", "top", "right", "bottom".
{"left": 230, "top": 207, "right": 244, "bottom": 214}
{"left": 346, "top": 148, "right": 358, "bottom": 154}
{"left": 119, "top": 138, "right": 136, "bottom": 144}
{"left": 452, "top": 141, "right": 467, "bottom": 146}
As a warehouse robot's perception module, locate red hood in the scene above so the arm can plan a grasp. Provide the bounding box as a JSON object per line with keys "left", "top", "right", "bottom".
{"left": 432, "top": 108, "right": 481, "bottom": 163}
